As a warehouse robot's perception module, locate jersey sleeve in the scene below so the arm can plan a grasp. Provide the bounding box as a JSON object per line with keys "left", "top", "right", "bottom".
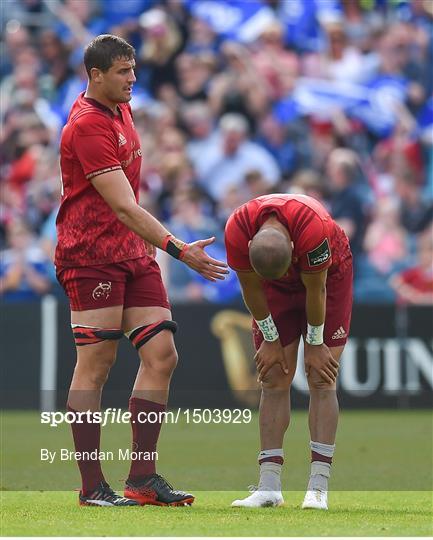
{"left": 73, "top": 115, "right": 121, "bottom": 180}
{"left": 224, "top": 213, "right": 252, "bottom": 271}
{"left": 297, "top": 217, "right": 332, "bottom": 272}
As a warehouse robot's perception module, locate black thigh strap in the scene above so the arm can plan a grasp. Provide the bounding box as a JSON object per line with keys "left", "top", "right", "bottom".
{"left": 127, "top": 320, "right": 178, "bottom": 350}
{"left": 72, "top": 326, "right": 123, "bottom": 346}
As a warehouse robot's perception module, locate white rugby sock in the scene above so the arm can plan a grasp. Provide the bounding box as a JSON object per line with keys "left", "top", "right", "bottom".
{"left": 308, "top": 441, "right": 334, "bottom": 491}
{"left": 308, "top": 461, "right": 331, "bottom": 491}
{"left": 257, "top": 449, "right": 283, "bottom": 491}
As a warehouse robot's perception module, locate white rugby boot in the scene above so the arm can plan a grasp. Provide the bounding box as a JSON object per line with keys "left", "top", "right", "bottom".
{"left": 232, "top": 486, "right": 284, "bottom": 508}
{"left": 301, "top": 489, "right": 328, "bottom": 510}
{"left": 302, "top": 461, "right": 330, "bottom": 510}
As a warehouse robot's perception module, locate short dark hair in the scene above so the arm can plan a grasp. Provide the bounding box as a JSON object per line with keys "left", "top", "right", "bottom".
{"left": 84, "top": 34, "right": 135, "bottom": 77}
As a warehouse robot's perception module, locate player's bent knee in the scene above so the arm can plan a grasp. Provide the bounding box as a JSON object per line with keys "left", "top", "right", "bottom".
{"left": 126, "top": 320, "right": 178, "bottom": 351}
{"left": 72, "top": 324, "right": 123, "bottom": 347}
{"left": 141, "top": 346, "right": 178, "bottom": 376}
{"left": 87, "top": 368, "right": 111, "bottom": 388}
{"left": 260, "top": 366, "right": 293, "bottom": 390}
{"left": 75, "top": 349, "right": 116, "bottom": 379}
{"left": 307, "top": 371, "right": 337, "bottom": 391}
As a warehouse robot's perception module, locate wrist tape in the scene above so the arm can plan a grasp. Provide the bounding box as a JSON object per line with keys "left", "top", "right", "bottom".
{"left": 256, "top": 314, "right": 279, "bottom": 342}
{"left": 162, "top": 234, "right": 188, "bottom": 260}
{"left": 306, "top": 323, "right": 324, "bottom": 345}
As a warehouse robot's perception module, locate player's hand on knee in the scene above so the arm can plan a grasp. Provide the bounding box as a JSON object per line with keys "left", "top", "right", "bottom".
{"left": 304, "top": 343, "right": 339, "bottom": 384}
{"left": 181, "top": 237, "right": 229, "bottom": 282}
{"left": 255, "top": 340, "right": 289, "bottom": 382}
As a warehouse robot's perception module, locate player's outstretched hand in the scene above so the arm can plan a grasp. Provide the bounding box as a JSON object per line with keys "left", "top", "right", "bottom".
{"left": 181, "top": 237, "right": 229, "bottom": 282}
{"left": 304, "top": 343, "right": 339, "bottom": 384}
{"left": 255, "top": 339, "right": 289, "bottom": 382}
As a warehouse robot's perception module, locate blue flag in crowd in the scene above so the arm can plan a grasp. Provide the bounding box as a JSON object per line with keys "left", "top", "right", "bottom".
{"left": 185, "top": 0, "right": 275, "bottom": 42}
{"left": 290, "top": 75, "right": 409, "bottom": 137}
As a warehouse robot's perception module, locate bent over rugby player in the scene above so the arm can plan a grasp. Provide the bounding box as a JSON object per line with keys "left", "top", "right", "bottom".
{"left": 224, "top": 193, "right": 353, "bottom": 510}
{"left": 55, "top": 35, "right": 227, "bottom": 507}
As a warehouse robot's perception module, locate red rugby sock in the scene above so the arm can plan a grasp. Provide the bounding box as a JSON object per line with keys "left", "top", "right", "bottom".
{"left": 67, "top": 404, "right": 105, "bottom": 495}
{"left": 311, "top": 450, "right": 333, "bottom": 464}
{"left": 128, "top": 397, "right": 165, "bottom": 482}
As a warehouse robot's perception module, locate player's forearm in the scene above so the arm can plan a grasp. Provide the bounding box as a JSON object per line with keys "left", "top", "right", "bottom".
{"left": 301, "top": 271, "right": 327, "bottom": 327}
{"left": 241, "top": 286, "right": 270, "bottom": 321}
{"left": 305, "top": 285, "right": 326, "bottom": 326}
{"left": 116, "top": 203, "right": 172, "bottom": 248}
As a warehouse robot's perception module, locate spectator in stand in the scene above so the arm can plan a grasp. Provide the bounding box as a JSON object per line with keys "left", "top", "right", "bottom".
{"left": 251, "top": 21, "right": 299, "bottom": 101}
{"left": 340, "top": 0, "right": 383, "bottom": 52}
{"left": 287, "top": 169, "right": 326, "bottom": 204}
{"left": 184, "top": 15, "right": 219, "bottom": 54}
{"left": 257, "top": 111, "right": 310, "bottom": 179}
{"left": 363, "top": 197, "right": 408, "bottom": 275}
{"left": 390, "top": 224, "right": 433, "bottom": 305}
{"left": 183, "top": 101, "right": 218, "bottom": 167}
{"left": 174, "top": 51, "right": 216, "bottom": 102}
{"left": 243, "top": 170, "right": 273, "bottom": 201}
{"left": 1, "top": 23, "right": 32, "bottom": 78}
{"left": 379, "top": 22, "right": 427, "bottom": 114}
{"left": 0, "top": 184, "right": 23, "bottom": 250}
{"left": 192, "top": 113, "right": 280, "bottom": 201}
{"left": 373, "top": 119, "right": 424, "bottom": 195}
{"left": 138, "top": 7, "right": 183, "bottom": 96}
{"left": 371, "top": 24, "right": 425, "bottom": 117}
{"left": 395, "top": 170, "right": 433, "bottom": 234}
{"left": 24, "top": 147, "right": 60, "bottom": 233}
{"left": 326, "top": 148, "right": 368, "bottom": 259}
{"left": 208, "top": 41, "right": 269, "bottom": 130}
{"left": 216, "top": 185, "right": 249, "bottom": 225}
{"left": 303, "top": 20, "right": 372, "bottom": 84}
{"left": 38, "top": 29, "right": 73, "bottom": 97}
{"left": 0, "top": 218, "right": 51, "bottom": 302}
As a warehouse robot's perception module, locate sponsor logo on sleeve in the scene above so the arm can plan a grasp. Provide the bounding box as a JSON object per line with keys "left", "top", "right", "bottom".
{"left": 307, "top": 238, "right": 331, "bottom": 267}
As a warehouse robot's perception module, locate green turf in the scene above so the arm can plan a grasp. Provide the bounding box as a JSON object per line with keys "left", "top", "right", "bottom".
{"left": 1, "top": 490, "right": 432, "bottom": 536}
{"left": 1, "top": 410, "right": 431, "bottom": 491}
{"left": 1, "top": 410, "right": 432, "bottom": 536}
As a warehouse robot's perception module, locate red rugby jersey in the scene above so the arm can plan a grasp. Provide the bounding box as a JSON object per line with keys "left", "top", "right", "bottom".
{"left": 225, "top": 194, "right": 351, "bottom": 283}
{"left": 55, "top": 92, "right": 146, "bottom": 267}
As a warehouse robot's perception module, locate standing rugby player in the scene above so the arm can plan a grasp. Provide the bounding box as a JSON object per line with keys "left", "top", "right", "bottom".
{"left": 224, "top": 194, "right": 353, "bottom": 510}
{"left": 56, "top": 35, "right": 228, "bottom": 507}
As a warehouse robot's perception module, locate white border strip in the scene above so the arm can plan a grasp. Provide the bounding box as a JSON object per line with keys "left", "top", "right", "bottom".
{"left": 40, "top": 295, "right": 58, "bottom": 411}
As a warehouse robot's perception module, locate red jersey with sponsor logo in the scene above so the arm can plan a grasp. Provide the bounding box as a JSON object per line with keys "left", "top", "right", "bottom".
{"left": 225, "top": 194, "right": 351, "bottom": 285}
{"left": 55, "top": 92, "right": 146, "bottom": 267}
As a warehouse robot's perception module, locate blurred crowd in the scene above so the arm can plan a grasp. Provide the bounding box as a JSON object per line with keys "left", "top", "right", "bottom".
{"left": 1, "top": 0, "right": 432, "bottom": 305}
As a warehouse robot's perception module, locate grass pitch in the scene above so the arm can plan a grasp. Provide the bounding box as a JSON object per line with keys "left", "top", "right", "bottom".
{"left": 1, "top": 490, "right": 432, "bottom": 536}
{"left": 1, "top": 409, "right": 432, "bottom": 536}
